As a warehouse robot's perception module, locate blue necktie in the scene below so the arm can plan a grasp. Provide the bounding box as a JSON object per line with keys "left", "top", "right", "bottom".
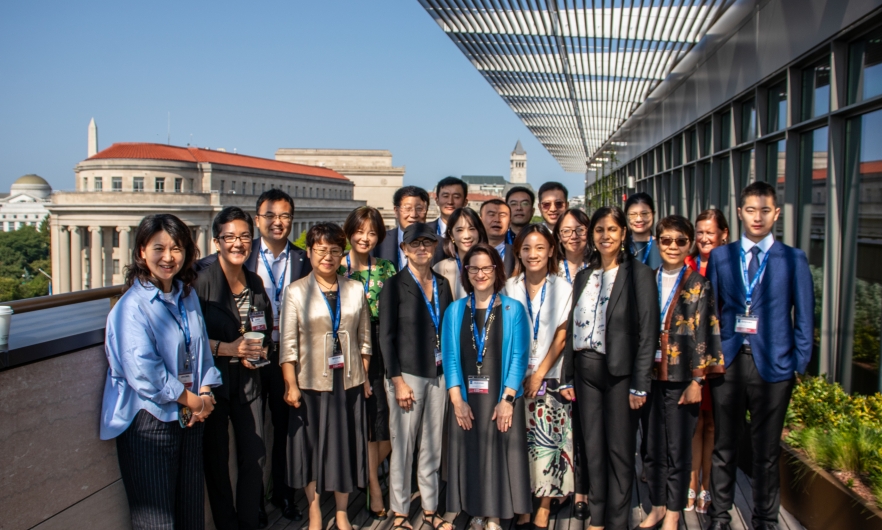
{"left": 748, "top": 246, "right": 762, "bottom": 283}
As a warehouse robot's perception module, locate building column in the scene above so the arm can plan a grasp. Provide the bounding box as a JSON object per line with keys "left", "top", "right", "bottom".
{"left": 59, "top": 227, "right": 71, "bottom": 294}
{"left": 70, "top": 227, "right": 83, "bottom": 292}
{"left": 50, "top": 219, "right": 62, "bottom": 294}
{"left": 89, "top": 226, "right": 103, "bottom": 289}
{"left": 197, "top": 226, "right": 208, "bottom": 258}
{"left": 118, "top": 226, "right": 131, "bottom": 272}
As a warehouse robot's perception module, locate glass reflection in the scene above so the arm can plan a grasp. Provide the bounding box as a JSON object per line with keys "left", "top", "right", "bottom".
{"left": 802, "top": 58, "right": 830, "bottom": 120}
{"left": 799, "top": 128, "right": 827, "bottom": 374}
{"left": 766, "top": 140, "right": 786, "bottom": 240}
{"left": 768, "top": 81, "right": 787, "bottom": 132}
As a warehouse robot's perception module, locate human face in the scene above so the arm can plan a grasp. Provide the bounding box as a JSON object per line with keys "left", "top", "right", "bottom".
{"left": 307, "top": 241, "right": 344, "bottom": 276}
{"left": 350, "top": 219, "right": 379, "bottom": 255}
{"left": 481, "top": 203, "right": 511, "bottom": 240}
{"left": 695, "top": 219, "right": 728, "bottom": 259}
{"left": 215, "top": 220, "right": 253, "bottom": 268}
{"left": 140, "top": 230, "right": 184, "bottom": 292}
{"left": 592, "top": 215, "right": 626, "bottom": 261}
{"left": 466, "top": 252, "right": 496, "bottom": 294}
{"left": 658, "top": 229, "right": 690, "bottom": 270}
{"left": 402, "top": 237, "right": 437, "bottom": 267}
{"left": 519, "top": 232, "right": 552, "bottom": 275}
{"left": 738, "top": 195, "right": 779, "bottom": 242}
{"left": 626, "top": 203, "right": 653, "bottom": 237}
{"left": 435, "top": 185, "right": 465, "bottom": 221}
{"left": 558, "top": 213, "right": 588, "bottom": 258}
{"left": 395, "top": 196, "right": 428, "bottom": 229}
{"left": 539, "top": 190, "right": 567, "bottom": 226}
{"left": 507, "top": 192, "right": 535, "bottom": 228}
{"left": 256, "top": 200, "right": 293, "bottom": 243}
{"left": 451, "top": 216, "right": 480, "bottom": 255}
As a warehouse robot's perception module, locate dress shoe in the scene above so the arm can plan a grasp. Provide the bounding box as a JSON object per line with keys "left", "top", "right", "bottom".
{"left": 753, "top": 524, "right": 779, "bottom": 530}
{"left": 573, "top": 501, "right": 590, "bottom": 521}
{"left": 258, "top": 502, "right": 269, "bottom": 529}
{"left": 707, "top": 523, "right": 731, "bottom": 530}
{"left": 280, "top": 497, "right": 303, "bottom": 521}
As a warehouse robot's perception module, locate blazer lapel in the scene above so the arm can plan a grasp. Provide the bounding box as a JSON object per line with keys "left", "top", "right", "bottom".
{"left": 605, "top": 260, "right": 630, "bottom": 326}
{"left": 726, "top": 242, "right": 746, "bottom": 308}
{"left": 209, "top": 260, "right": 242, "bottom": 328}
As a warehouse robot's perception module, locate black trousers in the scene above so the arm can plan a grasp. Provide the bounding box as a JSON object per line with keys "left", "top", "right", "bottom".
{"left": 570, "top": 399, "right": 590, "bottom": 496}
{"left": 204, "top": 392, "right": 266, "bottom": 530}
{"left": 261, "top": 348, "right": 293, "bottom": 503}
{"left": 645, "top": 380, "right": 699, "bottom": 511}
{"left": 573, "top": 350, "right": 639, "bottom": 530}
{"left": 710, "top": 350, "right": 794, "bottom": 527}
{"left": 116, "top": 409, "right": 205, "bottom": 530}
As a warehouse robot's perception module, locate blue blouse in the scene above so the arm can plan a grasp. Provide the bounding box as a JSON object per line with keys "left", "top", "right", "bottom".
{"left": 100, "top": 280, "right": 221, "bottom": 440}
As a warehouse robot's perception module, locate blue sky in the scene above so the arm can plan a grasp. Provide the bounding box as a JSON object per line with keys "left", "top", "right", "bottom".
{"left": 0, "top": 1, "right": 584, "bottom": 196}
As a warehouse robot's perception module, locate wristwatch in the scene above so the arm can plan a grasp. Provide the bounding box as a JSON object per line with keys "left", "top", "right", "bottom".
{"left": 502, "top": 394, "right": 516, "bottom": 404}
{"left": 692, "top": 376, "right": 706, "bottom": 387}
{"left": 199, "top": 391, "right": 215, "bottom": 398}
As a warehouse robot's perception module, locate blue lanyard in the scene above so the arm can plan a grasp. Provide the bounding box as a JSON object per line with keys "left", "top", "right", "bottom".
{"left": 346, "top": 254, "right": 371, "bottom": 297}
{"left": 657, "top": 267, "right": 686, "bottom": 329}
{"left": 524, "top": 275, "right": 547, "bottom": 343}
{"left": 470, "top": 291, "right": 497, "bottom": 366}
{"left": 321, "top": 281, "right": 342, "bottom": 339}
{"left": 695, "top": 255, "right": 701, "bottom": 271}
{"left": 563, "top": 260, "right": 587, "bottom": 284}
{"left": 407, "top": 267, "right": 440, "bottom": 344}
{"left": 161, "top": 291, "right": 193, "bottom": 370}
{"left": 498, "top": 245, "right": 506, "bottom": 260}
{"left": 455, "top": 253, "right": 462, "bottom": 273}
{"left": 739, "top": 245, "right": 770, "bottom": 314}
{"left": 260, "top": 248, "right": 289, "bottom": 304}
{"left": 437, "top": 221, "right": 443, "bottom": 236}
{"left": 505, "top": 229, "right": 515, "bottom": 245}
{"left": 632, "top": 237, "right": 653, "bottom": 264}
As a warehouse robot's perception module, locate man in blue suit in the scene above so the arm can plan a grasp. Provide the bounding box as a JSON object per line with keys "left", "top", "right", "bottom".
{"left": 706, "top": 182, "right": 814, "bottom": 530}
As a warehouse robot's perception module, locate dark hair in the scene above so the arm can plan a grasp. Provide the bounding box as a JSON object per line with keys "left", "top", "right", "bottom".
{"left": 505, "top": 186, "right": 535, "bottom": 206}
{"left": 585, "top": 206, "right": 629, "bottom": 270}
{"left": 306, "top": 222, "right": 346, "bottom": 250}
{"left": 740, "top": 181, "right": 777, "bottom": 207}
{"left": 435, "top": 176, "right": 468, "bottom": 198}
{"left": 656, "top": 215, "right": 695, "bottom": 242}
{"left": 256, "top": 188, "right": 294, "bottom": 214}
{"left": 624, "top": 192, "right": 655, "bottom": 255}
{"left": 211, "top": 206, "right": 254, "bottom": 239}
{"left": 538, "top": 181, "right": 569, "bottom": 202}
{"left": 479, "top": 198, "right": 509, "bottom": 215}
{"left": 512, "top": 224, "right": 560, "bottom": 277}
{"left": 445, "top": 207, "right": 488, "bottom": 257}
{"left": 124, "top": 214, "right": 199, "bottom": 295}
{"left": 343, "top": 206, "right": 386, "bottom": 245}
{"left": 461, "top": 243, "right": 507, "bottom": 294}
{"left": 393, "top": 186, "right": 430, "bottom": 208}
{"left": 552, "top": 208, "right": 590, "bottom": 258}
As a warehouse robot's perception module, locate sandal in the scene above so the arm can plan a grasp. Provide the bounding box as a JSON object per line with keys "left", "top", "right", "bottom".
{"left": 684, "top": 488, "right": 696, "bottom": 512}
{"left": 486, "top": 522, "right": 502, "bottom": 530}
{"left": 469, "top": 517, "right": 485, "bottom": 530}
{"left": 392, "top": 515, "right": 412, "bottom": 530}
{"left": 696, "top": 490, "right": 712, "bottom": 514}
{"left": 424, "top": 512, "right": 454, "bottom": 530}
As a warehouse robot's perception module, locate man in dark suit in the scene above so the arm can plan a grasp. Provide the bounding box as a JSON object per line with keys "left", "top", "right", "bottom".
{"left": 706, "top": 182, "right": 814, "bottom": 530}
{"left": 480, "top": 199, "right": 515, "bottom": 276}
{"left": 373, "top": 186, "right": 430, "bottom": 271}
{"left": 426, "top": 177, "right": 467, "bottom": 265}
{"left": 505, "top": 186, "right": 536, "bottom": 245}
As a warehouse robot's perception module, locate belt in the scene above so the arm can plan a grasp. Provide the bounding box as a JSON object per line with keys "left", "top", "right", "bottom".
{"left": 740, "top": 344, "right": 753, "bottom": 356}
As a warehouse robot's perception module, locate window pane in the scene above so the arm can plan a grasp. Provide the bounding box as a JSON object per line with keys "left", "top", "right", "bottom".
{"left": 720, "top": 112, "right": 732, "bottom": 150}
{"left": 688, "top": 129, "right": 697, "bottom": 162}
{"left": 702, "top": 162, "right": 712, "bottom": 210}
{"left": 671, "top": 170, "right": 682, "bottom": 215}
{"left": 720, "top": 158, "right": 732, "bottom": 223}
{"left": 740, "top": 149, "right": 755, "bottom": 191}
{"left": 702, "top": 120, "right": 712, "bottom": 157}
{"left": 768, "top": 81, "right": 787, "bottom": 132}
{"left": 766, "top": 140, "right": 786, "bottom": 239}
{"left": 802, "top": 58, "right": 831, "bottom": 120}
{"left": 799, "top": 127, "right": 828, "bottom": 374}
{"left": 849, "top": 28, "right": 882, "bottom": 104}
{"left": 741, "top": 100, "right": 756, "bottom": 143}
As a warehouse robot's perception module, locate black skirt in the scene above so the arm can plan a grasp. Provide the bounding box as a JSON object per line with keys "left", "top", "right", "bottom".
{"left": 366, "top": 320, "right": 390, "bottom": 442}
{"left": 286, "top": 367, "right": 368, "bottom": 493}
{"left": 446, "top": 305, "right": 532, "bottom": 519}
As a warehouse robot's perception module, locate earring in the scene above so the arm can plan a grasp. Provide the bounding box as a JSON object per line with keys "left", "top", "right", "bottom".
{"left": 621, "top": 242, "right": 625, "bottom": 252}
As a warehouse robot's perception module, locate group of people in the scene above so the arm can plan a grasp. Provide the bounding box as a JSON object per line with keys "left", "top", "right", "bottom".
{"left": 99, "top": 175, "right": 813, "bottom": 530}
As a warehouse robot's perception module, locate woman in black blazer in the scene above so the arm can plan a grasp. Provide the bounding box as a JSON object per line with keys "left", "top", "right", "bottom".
{"left": 560, "top": 206, "right": 659, "bottom": 530}
{"left": 194, "top": 206, "right": 273, "bottom": 530}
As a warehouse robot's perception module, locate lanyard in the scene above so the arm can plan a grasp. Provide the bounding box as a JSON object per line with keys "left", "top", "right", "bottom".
{"left": 470, "top": 291, "right": 497, "bottom": 368}
{"left": 632, "top": 237, "right": 653, "bottom": 264}
{"left": 498, "top": 245, "right": 506, "bottom": 260}
{"left": 563, "top": 260, "right": 587, "bottom": 284}
{"left": 407, "top": 267, "right": 440, "bottom": 346}
{"left": 455, "top": 253, "right": 462, "bottom": 273}
{"left": 437, "top": 221, "right": 443, "bottom": 236}
{"left": 505, "top": 229, "right": 514, "bottom": 245}
{"left": 739, "top": 245, "right": 770, "bottom": 314}
{"left": 321, "top": 281, "right": 342, "bottom": 339}
{"left": 524, "top": 275, "right": 548, "bottom": 343}
{"left": 657, "top": 267, "right": 686, "bottom": 330}
{"left": 260, "top": 248, "right": 289, "bottom": 304}
{"left": 695, "top": 255, "right": 701, "bottom": 272}
{"left": 161, "top": 291, "right": 193, "bottom": 371}
{"left": 346, "top": 254, "right": 371, "bottom": 297}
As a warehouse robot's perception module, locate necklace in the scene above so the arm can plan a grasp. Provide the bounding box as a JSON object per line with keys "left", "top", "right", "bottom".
{"left": 315, "top": 275, "right": 338, "bottom": 291}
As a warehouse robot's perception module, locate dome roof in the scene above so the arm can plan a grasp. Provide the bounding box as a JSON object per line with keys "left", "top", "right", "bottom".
{"left": 13, "top": 174, "right": 50, "bottom": 186}
{"left": 11, "top": 174, "right": 52, "bottom": 199}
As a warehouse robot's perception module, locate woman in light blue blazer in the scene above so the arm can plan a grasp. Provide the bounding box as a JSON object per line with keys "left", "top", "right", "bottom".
{"left": 442, "top": 243, "right": 531, "bottom": 530}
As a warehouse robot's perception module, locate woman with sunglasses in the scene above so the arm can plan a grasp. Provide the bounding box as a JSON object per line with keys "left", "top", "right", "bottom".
{"left": 683, "top": 209, "right": 729, "bottom": 513}
{"left": 280, "top": 223, "right": 371, "bottom": 530}
{"left": 195, "top": 207, "right": 272, "bottom": 530}
{"left": 504, "top": 225, "right": 574, "bottom": 530}
{"left": 560, "top": 206, "right": 659, "bottom": 530}
{"left": 434, "top": 207, "right": 488, "bottom": 299}
{"left": 636, "top": 215, "right": 724, "bottom": 530}
{"left": 339, "top": 206, "right": 397, "bottom": 520}
{"left": 442, "top": 243, "right": 531, "bottom": 530}
{"left": 625, "top": 193, "right": 661, "bottom": 269}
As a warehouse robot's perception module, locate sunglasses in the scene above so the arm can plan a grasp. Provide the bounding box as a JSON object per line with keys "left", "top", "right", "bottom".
{"left": 540, "top": 200, "right": 566, "bottom": 211}
{"left": 659, "top": 237, "right": 690, "bottom": 247}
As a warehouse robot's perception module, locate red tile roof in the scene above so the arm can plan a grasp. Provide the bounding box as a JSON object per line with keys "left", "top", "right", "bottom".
{"left": 468, "top": 193, "right": 502, "bottom": 202}
{"left": 88, "top": 143, "right": 348, "bottom": 181}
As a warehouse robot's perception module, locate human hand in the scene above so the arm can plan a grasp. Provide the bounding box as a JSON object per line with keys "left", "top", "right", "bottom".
{"left": 364, "top": 380, "right": 373, "bottom": 399}
{"left": 393, "top": 378, "right": 415, "bottom": 411}
{"left": 492, "top": 399, "right": 514, "bottom": 432}
{"left": 453, "top": 399, "right": 474, "bottom": 430}
{"left": 285, "top": 386, "right": 302, "bottom": 408}
{"left": 679, "top": 381, "right": 702, "bottom": 405}
{"left": 560, "top": 388, "right": 576, "bottom": 401}
{"left": 629, "top": 394, "right": 647, "bottom": 409}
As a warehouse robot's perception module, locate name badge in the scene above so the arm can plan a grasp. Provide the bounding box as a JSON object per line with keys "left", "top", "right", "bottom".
{"left": 655, "top": 349, "right": 663, "bottom": 362}
{"left": 528, "top": 355, "right": 540, "bottom": 371}
{"left": 434, "top": 347, "right": 442, "bottom": 367}
{"left": 250, "top": 311, "right": 267, "bottom": 331}
{"left": 468, "top": 375, "right": 490, "bottom": 394}
{"left": 178, "top": 371, "right": 194, "bottom": 391}
{"left": 328, "top": 354, "right": 344, "bottom": 369}
{"left": 735, "top": 314, "right": 759, "bottom": 335}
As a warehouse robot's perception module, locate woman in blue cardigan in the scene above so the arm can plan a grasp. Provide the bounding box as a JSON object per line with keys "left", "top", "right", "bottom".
{"left": 442, "top": 243, "right": 531, "bottom": 530}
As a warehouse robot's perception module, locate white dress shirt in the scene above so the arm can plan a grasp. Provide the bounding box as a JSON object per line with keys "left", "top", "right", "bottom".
{"left": 256, "top": 238, "right": 291, "bottom": 342}
{"left": 504, "top": 274, "right": 572, "bottom": 378}
{"left": 740, "top": 232, "right": 774, "bottom": 286}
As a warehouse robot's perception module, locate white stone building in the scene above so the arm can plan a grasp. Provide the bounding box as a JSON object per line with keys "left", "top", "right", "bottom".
{"left": 0, "top": 174, "right": 52, "bottom": 232}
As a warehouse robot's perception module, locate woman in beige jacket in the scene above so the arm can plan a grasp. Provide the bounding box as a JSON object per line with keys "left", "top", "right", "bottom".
{"left": 279, "top": 222, "right": 371, "bottom": 530}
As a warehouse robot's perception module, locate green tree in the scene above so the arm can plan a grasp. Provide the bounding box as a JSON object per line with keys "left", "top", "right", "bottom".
{"left": 0, "top": 223, "right": 51, "bottom": 300}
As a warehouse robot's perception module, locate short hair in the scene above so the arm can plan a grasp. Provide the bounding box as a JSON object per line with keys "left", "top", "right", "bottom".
{"left": 624, "top": 192, "right": 655, "bottom": 214}
{"left": 393, "top": 186, "right": 430, "bottom": 208}
{"left": 461, "top": 243, "right": 507, "bottom": 294}
{"left": 740, "top": 181, "right": 777, "bottom": 207}
{"left": 125, "top": 214, "right": 199, "bottom": 295}
{"left": 306, "top": 222, "right": 346, "bottom": 250}
{"left": 479, "top": 198, "right": 509, "bottom": 215}
{"left": 552, "top": 208, "right": 590, "bottom": 258}
{"left": 211, "top": 206, "right": 254, "bottom": 239}
{"left": 445, "top": 207, "right": 489, "bottom": 257}
{"left": 435, "top": 176, "right": 468, "bottom": 198}
{"left": 512, "top": 224, "right": 560, "bottom": 277}
{"left": 656, "top": 215, "right": 695, "bottom": 242}
{"left": 256, "top": 188, "right": 294, "bottom": 214}
{"left": 505, "top": 186, "right": 535, "bottom": 206}
{"left": 343, "top": 206, "right": 386, "bottom": 245}
{"left": 538, "top": 181, "right": 569, "bottom": 201}
{"left": 585, "top": 206, "right": 630, "bottom": 270}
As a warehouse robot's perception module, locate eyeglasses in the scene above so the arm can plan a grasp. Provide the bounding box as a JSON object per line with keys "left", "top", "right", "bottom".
{"left": 540, "top": 200, "right": 566, "bottom": 211}
{"left": 508, "top": 200, "right": 532, "bottom": 209}
{"left": 559, "top": 227, "right": 587, "bottom": 238}
{"left": 311, "top": 247, "right": 344, "bottom": 257}
{"left": 627, "top": 211, "right": 652, "bottom": 221}
{"left": 257, "top": 213, "right": 293, "bottom": 223}
{"left": 659, "top": 237, "right": 690, "bottom": 248}
{"left": 407, "top": 239, "right": 436, "bottom": 249}
{"left": 217, "top": 235, "right": 253, "bottom": 244}
{"left": 398, "top": 206, "right": 426, "bottom": 215}
{"left": 465, "top": 265, "right": 497, "bottom": 276}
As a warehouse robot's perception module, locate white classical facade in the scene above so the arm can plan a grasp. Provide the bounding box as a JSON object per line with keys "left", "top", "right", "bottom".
{"left": 0, "top": 174, "right": 52, "bottom": 232}
{"left": 47, "top": 142, "right": 364, "bottom": 294}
